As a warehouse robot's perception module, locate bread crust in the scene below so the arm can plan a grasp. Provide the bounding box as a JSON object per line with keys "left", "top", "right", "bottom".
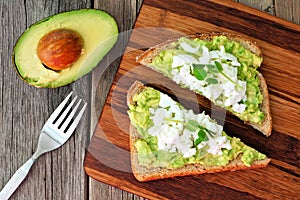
{"left": 136, "top": 32, "right": 272, "bottom": 136}
{"left": 127, "top": 81, "right": 270, "bottom": 182}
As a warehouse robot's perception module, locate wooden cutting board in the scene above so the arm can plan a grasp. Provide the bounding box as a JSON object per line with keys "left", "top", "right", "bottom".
{"left": 84, "top": 0, "right": 300, "bottom": 199}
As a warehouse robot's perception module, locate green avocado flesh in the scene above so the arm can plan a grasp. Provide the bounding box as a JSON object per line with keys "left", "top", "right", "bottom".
{"left": 14, "top": 9, "right": 118, "bottom": 88}
{"left": 128, "top": 87, "right": 267, "bottom": 169}
{"left": 151, "top": 36, "right": 264, "bottom": 124}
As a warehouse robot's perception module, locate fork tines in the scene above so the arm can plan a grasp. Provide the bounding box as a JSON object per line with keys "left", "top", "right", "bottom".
{"left": 48, "top": 92, "right": 87, "bottom": 134}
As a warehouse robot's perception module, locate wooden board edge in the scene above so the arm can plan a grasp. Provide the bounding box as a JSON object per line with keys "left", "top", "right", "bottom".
{"left": 84, "top": 151, "right": 167, "bottom": 200}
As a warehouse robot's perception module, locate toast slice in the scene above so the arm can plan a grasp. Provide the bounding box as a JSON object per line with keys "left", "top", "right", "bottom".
{"left": 137, "top": 32, "right": 272, "bottom": 136}
{"left": 127, "top": 81, "right": 270, "bottom": 182}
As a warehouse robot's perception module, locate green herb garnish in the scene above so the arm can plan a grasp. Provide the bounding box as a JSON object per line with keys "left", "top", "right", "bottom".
{"left": 166, "top": 118, "right": 217, "bottom": 147}
{"left": 191, "top": 61, "right": 243, "bottom": 89}
{"left": 195, "top": 129, "right": 206, "bottom": 146}
{"left": 206, "top": 78, "right": 218, "bottom": 84}
{"left": 214, "top": 61, "right": 243, "bottom": 89}
{"left": 187, "top": 119, "right": 218, "bottom": 146}
{"left": 192, "top": 64, "right": 207, "bottom": 80}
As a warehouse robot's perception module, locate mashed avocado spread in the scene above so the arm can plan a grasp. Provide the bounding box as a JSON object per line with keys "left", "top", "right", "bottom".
{"left": 128, "top": 87, "right": 266, "bottom": 169}
{"left": 151, "top": 36, "right": 264, "bottom": 124}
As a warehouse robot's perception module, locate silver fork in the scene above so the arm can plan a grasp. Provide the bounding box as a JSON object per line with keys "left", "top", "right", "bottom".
{"left": 0, "top": 92, "right": 87, "bottom": 200}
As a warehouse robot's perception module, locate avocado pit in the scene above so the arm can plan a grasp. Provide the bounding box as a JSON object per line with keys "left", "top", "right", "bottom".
{"left": 37, "top": 28, "right": 83, "bottom": 71}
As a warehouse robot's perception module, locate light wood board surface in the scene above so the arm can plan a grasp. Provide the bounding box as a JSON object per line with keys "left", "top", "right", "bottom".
{"left": 0, "top": 0, "right": 299, "bottom": 199}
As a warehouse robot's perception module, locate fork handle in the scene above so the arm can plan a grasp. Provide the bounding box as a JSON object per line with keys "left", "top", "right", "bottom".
{"left": 0, "top": 158, "right": 35, "bottom": 200}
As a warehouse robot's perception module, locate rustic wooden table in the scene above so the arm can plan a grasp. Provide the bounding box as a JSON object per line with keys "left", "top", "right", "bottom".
{"left": 0, "top": 0, "right": 299, "bottom": 199}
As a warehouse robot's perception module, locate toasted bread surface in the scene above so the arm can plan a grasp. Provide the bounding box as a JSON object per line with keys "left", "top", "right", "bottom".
{"left": 136, "top": 32, "right": 272, "bottom": 136}
{"left": 127, "top": 81, "right": 270, "bottom": 182}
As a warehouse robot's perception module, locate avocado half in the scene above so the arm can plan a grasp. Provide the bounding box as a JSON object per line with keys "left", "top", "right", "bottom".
{"left": 13, "top": 9, "right": 118, "bottom": 88}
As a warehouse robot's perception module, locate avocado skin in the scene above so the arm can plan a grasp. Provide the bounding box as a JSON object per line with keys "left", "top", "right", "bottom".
{"left": 13, "top": 9, "right": 119, "bottom": 88}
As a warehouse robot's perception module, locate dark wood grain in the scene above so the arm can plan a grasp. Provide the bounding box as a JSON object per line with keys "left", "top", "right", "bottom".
{"left": 145, "top": 0, "right": 300, "bottom": 53}
{"left": 84, "top": 0, "right": 300, "bottom": 199}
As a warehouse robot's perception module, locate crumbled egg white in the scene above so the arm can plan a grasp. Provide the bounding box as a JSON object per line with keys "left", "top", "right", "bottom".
{"left": 172, "top": 54, "right": 198, "bottom": 68}
{"left": 179, "top": 42, "right": 199, "bottom": 53}
{"left": 171, "top": 43, "right": 247, "bottom": 113}
{"left": 148, "top": 92, "right": 232, "bottom": 158}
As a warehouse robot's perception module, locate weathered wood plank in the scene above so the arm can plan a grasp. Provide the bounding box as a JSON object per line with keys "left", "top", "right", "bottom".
{"left": 0, "top": 1, "right": 50, "bottom": 199}
{"left": 238, "top": 0, "right": 300, "bottom": 25}
{"left": 274, "top": 0, "right": 300, "bottom": 24}
{"left": 237, "top": 0, "right": 275, "bottom": 15}
{"left": 0, "top": 0, "right": 91, "bottom": 200}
